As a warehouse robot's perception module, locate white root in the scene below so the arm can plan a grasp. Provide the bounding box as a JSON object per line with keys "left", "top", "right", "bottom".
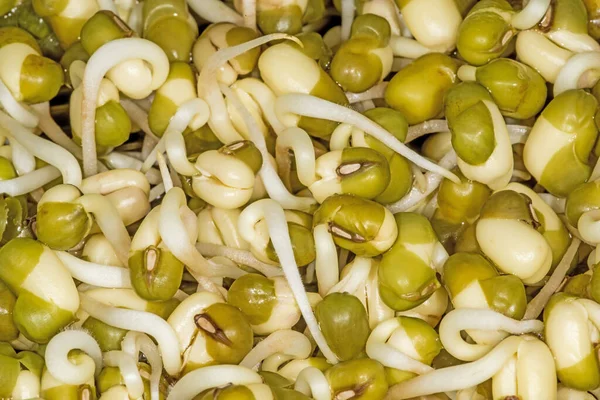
{"left": 198, "top": 34, "right": 299, "bottom": 144}
{"left": 239, "top": 199, "right": 339, "bottom": 364}
{"left": 274, "top": 94, "right": 460, "bottom": 183}
{"left": 439, "top": 308, "right": 544, "bottom": 361}
{"left": 384, "top": 336, "right": 525, "bottom": 399}
{"left": 0, "top": 79, "right": 38, "bottom": 128}
{"left": 220, "top": 84, "right": 316, "bottom": 211}
{"left": 524, "top": 238, "right": 581, "bottom": 320}
{"left": 79, "top": 293, "right": 182, "bottom": 376}
{"left": 240, "top": 329, "right": 312, "bottom": 370}
{"left": 554, "top": 52, "right": 600, "bottom": 96}
{"left": 186, "top": 0, "right": 244, "bottom": 25}
{"left": 55, "top": 251, "right": 131, "bottom": 289}
{"left": 0, "top": 110, "right": 82, "bottom": 187}
{"left": 45, "top": 330, "right": 103, "bottom": 385}
{"left": 81, "top": 38, "right": 169, "bottom": 177}
{"left": 166, "top": 365, "right": 262, "bottom": 400}
{"left": 341, "top": 0, "right": 355, "bottom": 42}
{"left": 511, "top": 0, "right": 552, "bottom": 30}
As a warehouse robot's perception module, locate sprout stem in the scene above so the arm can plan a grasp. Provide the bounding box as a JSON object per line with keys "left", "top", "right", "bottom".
{"left": 56, "top": 251, "right": 131, "bottom": 288}
{"left": 0, "top": 110, "right": 82, "bottom": 187}
{"left": 186, "top": 0, "right": 244, "bottom": 25}
{"left": 240, "top": 329, "right": 312, "bottom": 369}
{"left": 524, "top": 238, "right": 581, "bottom": 320}
{"left": 45, "top": 330, "right": 103, "bottom": 385}
{"left": 385, "top": 336, "right": 524, "bottom": 399}
{"left": 0, "top": 79, "right": 38, "bottom": 128}
{"left": 239, "top": 199, "right": 339, "bottom": 364}
{"left": 82, "top": 38, "right": 169, "bottom": 176}
{"left": 80, "top": 293, "right": 182, "bottom": 376}
{"left": 439, "top": 308, "right": 544, "bottom": 361}
{"left": 275, "top": 94, "right": 460, "bottom": 183}
{"left": 167, "top": 365, "right": 262, "bottom": 400}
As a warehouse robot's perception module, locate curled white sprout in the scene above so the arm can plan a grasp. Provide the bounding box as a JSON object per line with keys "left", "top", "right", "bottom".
{"left": 327, "top": 256, "right": 372, "bottom": 296}
{"left": 238, "top": 199, "right": 339, "bottom": 364}
{"left": 366, "top": 317, "right": 434, "bottom": 375}
{"left": 81, "top": 38, "right": 169, "bottom": 177}
{"left": 511, "top": 0, "right": 552, "bottom": 30}
{"left": 0, "top": 79, "right": 38, "bottom": 128}
{"left": 439, "top": 308, "right": 544, "bottom": 361}
{"left": 524, "top": 237, "right": 581, "bottom": 320}
{"left": 198, "top": 33, "right": 300, "bottom": 144}
{"left": 45, "top": 330, "right": 103, "bottom": 385}
{"left": 166, "top": 364, "right": 262, "bottom": 400}
{"left": 0, "top": 109, "right": 82, "bottom": 187}
{"left": 220, "top": 83, "right": 317, "bottom": 211}
{"left": 240, "top": 329, "right": 312, "bottom": 369}
{"left": 274, "top": 93, "right": 460, "bottom": 183}
{"left": 79, "top": 293, "right": 182, "bottom": 376}
{"left": 554, "top": 52, "right": 600, "bottom": 96}
{"left": 142, "top": 98, "right": 209, "bottom": 174}
{"left": 295, "top": 367, "right": 332, "bottom": 400}
{"left": 121, "top": 331, "right": 162, "bottom": 400}
{"left": 0, "top": 165, "right": 60, "bottom": 196}
{"left": 275, "top": 127, "right": 318, "bottom": 186}
{"left": 97, "top": 0, "right": 118, "bottom": 12}
{"left": 186, "top": 0, "right": 244, "bottom": 25}
{"left": 384, "top": 336, "right": 524, "bottom": 399}
{"left": 55, "top": 251, "right": 131, "bottom": 289}
{"left": 103, "top": 350, "right": 144, "bottom": 399}
{"left": 158, "top": 187, "right": 226, "bottom": 293}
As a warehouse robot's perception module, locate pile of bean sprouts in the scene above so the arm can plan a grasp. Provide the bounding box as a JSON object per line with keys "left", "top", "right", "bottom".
{"left": 1, "top": 0, "right": 600, "bottom": 399}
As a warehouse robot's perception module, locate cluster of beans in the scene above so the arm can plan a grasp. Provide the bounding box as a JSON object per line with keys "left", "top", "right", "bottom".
{"left": 3, "top": 0, "right": 600, "bottom": 399}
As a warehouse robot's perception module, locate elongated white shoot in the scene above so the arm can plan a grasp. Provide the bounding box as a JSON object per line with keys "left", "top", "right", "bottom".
{"left": 221, "top": 84, "right": 316, "bottom": 211}
{"left": 512, "top": 0, "right": 551, "bottom": 30}
{"left": 239, "top": 199, "right": 339, "bottom": 364}
{"left": 82, "top": 38, "right": 169, "bottom": 176}
{"left": 45, "top": 330, "right": 103, "bottom": 385}
{"left": 240, "top": 329, "right": 312, "bottom": 369}
{"left": 385, "top": 336, "right": 524, "bottom": 399}
{"left": 439, "top": 308, "right": 544, "bottom": 361}
{"left": 55, "top": 251, "right": 131, "bottom": 288}
{"left": 0, "top": 110, "right": 82, "bottom": 187}
{"left": 79, "top": 293, "right": 182, "bottom": 376}
{"left": 275, "top": 94, "right": 460, "bottom": 183}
